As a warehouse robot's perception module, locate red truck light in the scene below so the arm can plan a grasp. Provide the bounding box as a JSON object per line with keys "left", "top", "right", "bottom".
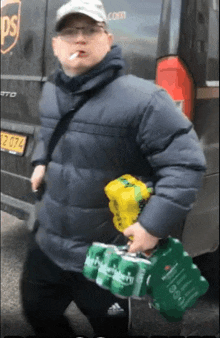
{"left": 155, "top": 56, "right": 195, "bottom": 120}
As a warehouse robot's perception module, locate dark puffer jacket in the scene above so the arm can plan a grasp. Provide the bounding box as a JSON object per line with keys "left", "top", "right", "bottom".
{"left": 32, "top": 46, "right": 206, "bottom": 272}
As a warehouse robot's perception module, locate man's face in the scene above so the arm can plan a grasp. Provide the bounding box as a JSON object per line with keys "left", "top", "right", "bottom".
{"left": 52, "top": 14, "right": 113, "bottom": 76}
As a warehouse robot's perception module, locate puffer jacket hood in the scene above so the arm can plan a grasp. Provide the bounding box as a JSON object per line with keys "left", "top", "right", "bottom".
{"left": 32, "top": 45, "right": 206, "bottom": 272}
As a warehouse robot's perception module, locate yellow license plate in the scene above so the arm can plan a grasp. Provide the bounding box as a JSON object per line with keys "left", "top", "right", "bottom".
{"left": 1, "top": 131, "right": 27, "bottom": 156}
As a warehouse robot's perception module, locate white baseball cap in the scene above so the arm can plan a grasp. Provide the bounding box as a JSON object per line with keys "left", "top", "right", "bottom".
{"left": 55, "top": 0, "right": 108, "bottom": 31}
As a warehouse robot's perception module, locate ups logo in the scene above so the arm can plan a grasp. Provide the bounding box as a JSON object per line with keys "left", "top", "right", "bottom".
{"left": 1, "top": 0, "right": 21, "bottom": 54}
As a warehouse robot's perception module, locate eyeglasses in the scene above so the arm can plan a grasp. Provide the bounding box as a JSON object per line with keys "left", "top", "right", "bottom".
{"left": 58, "top": 25, "right": 107, "bottom": 40}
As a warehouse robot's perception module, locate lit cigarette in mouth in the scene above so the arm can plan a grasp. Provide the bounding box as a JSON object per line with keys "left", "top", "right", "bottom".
{"left": 69, "top": 52, "right": 79, "bottom": 60}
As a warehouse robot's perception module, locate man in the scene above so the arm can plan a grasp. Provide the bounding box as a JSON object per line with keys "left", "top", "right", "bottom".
{"left": 20, "top": 0, "right": 206, "bottom": 337}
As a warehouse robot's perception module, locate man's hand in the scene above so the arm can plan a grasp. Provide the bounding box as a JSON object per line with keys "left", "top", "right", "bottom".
{"left": 123, "top": 222, "right": 160, "bottom": 253}
{"left": 31, "top": 165, "right": 46, "bottom": 191}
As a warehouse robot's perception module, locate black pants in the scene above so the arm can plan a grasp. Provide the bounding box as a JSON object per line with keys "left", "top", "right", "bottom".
{"left": 20, "top": 238, "right": 131, "bottom": 338}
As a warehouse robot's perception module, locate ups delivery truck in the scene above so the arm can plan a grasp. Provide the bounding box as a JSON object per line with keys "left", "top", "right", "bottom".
{"left": 1, "top": 0, "right": 219, "bottom": 263}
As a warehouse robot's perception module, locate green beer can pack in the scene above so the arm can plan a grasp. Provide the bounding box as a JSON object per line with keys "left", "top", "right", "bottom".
{"left": 83, "top": 239, "right": 209, "bottom": 322}
{"left": 146, "top": 237, "right": 209, "bottom": 322}
{"left": 83, "top": 243, "right": 152, "bottom": 298}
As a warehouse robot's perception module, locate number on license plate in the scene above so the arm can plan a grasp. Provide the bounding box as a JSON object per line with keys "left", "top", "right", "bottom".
{"left": 0, "top": 131, "right": 27, "bottom": 155}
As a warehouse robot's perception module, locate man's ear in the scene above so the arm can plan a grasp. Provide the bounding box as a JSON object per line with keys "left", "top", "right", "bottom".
{"left": 52, "top": 37, "right": 59, "bottom": 57}
{"left": 108, "top": 33, "right": 114, "bottom": 49}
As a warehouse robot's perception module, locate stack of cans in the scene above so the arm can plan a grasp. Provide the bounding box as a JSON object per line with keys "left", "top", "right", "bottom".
{"left": 104, "top": 174, "right": 153, "bottom": 234}
{"left": 146, "top": 238, "right": 209, "bottom": 322}
{"left": 83, "top": 238, "right": 209, "bottom": 322}
{"left": 83, "top": 242, "right": 152, "bottom": 298}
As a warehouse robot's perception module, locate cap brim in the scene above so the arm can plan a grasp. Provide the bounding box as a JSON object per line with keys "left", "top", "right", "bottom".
{"left": 55, "top": 10, "right": 105, "bottom": 31}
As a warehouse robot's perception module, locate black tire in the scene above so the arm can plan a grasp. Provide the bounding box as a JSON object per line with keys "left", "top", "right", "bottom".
{"left": 193, "top": 246, "right": 219, "bottom": 300}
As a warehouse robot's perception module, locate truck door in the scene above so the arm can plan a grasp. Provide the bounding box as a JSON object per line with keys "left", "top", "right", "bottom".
{"left": 181, "top": 0, "right": 219, "bottom": 256}
{"left": 155, "top": 0, "right": 219, "bottom": 256}
{"left": 1, "top": 0, "right": 48, "bottom": 218}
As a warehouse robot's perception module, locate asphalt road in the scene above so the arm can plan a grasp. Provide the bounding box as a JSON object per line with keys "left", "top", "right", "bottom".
{"left": 1, "top": 211, "right": 219, "bottom": 338}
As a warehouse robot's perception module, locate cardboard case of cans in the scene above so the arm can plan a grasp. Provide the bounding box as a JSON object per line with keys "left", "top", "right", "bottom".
{"left": 83, "top": 238, "right": 209, "bottom": 322}
{"left": 104, "top": 174, "right": 153, "bottom": 235}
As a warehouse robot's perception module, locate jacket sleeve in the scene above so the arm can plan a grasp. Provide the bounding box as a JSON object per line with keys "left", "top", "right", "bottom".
{"left": 136, "top": 89, "right": 206, "bottom": 238}
{"left": 31, "top": 82, "right": 57, "bottom": 167}
{"left": 31, "top": 126, "right": 49, "bottom": 166}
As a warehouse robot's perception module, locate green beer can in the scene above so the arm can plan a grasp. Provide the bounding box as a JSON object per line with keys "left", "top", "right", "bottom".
{"left": 83, "top": 242, "right": 107, "bottom": 281}
{"left": 111, "top": 255, "right": 139, "bottom": 298}
{"left": 96, "top": 246, "right": 122, "bottom": 290}
{"left": 132, "top": 257, "right": 152, "bottom": 298}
